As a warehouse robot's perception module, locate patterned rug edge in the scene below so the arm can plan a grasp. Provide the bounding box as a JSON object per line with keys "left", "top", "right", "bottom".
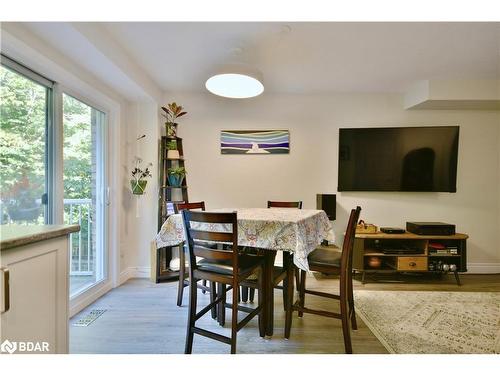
{"left": 355, "top": 307, "right": 396, "bottom": 354}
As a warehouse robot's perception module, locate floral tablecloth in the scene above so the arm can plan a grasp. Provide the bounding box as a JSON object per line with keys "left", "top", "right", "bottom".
{"left": 155, "top": 208, "right": 335, "bottom": 271}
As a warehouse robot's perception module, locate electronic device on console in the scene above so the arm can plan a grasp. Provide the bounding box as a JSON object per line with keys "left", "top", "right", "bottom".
{"left": 380, "top": 227, "right": 406, "bottom": 234}
{"left": 381, "top": 242, "right": 425, "bottom": 255}
{"left": 406, "top": 222, "right": 456, "bottom": 235}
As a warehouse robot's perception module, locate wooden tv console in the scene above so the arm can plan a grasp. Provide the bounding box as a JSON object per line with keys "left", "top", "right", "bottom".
{"left": 352, "top": 232, "right": 468, "bottom": 285}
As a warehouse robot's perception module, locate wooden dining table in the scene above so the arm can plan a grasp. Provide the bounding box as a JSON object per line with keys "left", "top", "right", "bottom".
{"left": 155, "top": 207, "right": 335, "bottom": 336}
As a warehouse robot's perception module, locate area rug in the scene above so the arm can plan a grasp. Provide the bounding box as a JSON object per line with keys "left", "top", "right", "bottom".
{"left": 353, "top": 290, "right": 500, "bottom": 354}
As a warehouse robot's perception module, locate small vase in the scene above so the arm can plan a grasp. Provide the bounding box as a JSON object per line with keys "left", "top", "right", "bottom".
{"left": 131, "top": 179, "right": 148, "bottom": 195}
{"left": 168, "top": 175, "right": 184, "bottom": 187}
{"left": 167, "top": 149, "right": 180, "bottom": 159}
{"left": 166, "top": 122, "right": 177, "bottom": 137}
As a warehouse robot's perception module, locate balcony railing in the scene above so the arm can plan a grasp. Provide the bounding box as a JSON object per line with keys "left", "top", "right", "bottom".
{"left": 64, "top": 198, "right": 94, "bottom": 276}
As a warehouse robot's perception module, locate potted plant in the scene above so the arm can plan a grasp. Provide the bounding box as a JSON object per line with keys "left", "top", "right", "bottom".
{"left": 131, "top": 157, "right": 152, "bottom": 195}
{"left": 166, "top": 140, "right": 180, "bottom": 159}
{"left": 161, "top": 102, "right": 187, "bottom": 137}
{"left": 167, "top": 167, "right": 186, "bottom": 187}
{"left": 2, "top": 173, "right": 42, "bottom": 222}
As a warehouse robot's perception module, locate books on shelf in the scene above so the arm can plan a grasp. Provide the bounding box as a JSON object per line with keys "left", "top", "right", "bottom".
{"left": 428, "top": 242, "right": 458, "bottom": 255}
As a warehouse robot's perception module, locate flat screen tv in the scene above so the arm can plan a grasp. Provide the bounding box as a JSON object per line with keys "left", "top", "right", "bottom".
{"left": 338, "top": 126, "right": 459, "bottom": 192}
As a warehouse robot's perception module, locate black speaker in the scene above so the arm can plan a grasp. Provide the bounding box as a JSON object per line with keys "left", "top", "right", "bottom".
{"left": 316, "top": 194, "right": 336, "bottom": 220}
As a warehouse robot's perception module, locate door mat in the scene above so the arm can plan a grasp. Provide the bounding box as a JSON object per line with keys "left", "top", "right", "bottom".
{"left": 72, "top": 309, "right": 107, "bottom": 327}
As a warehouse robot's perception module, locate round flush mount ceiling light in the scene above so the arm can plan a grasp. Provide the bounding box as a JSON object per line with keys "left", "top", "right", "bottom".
{"left": 205, "top": 64, "right": 264, "bottom": 99}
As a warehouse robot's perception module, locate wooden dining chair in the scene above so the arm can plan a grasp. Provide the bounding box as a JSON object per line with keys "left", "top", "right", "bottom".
{"left": 182, "top": 210, "right": 266, "bottom": 354}
{"left": 267, "top": 200, "right": 303, "bottom": 209}
{"left": 241, "top": 200, "right": 302, "bottom": 309}
{"left": 174, "top": 201, "right": 212, "bottom": 308}
{"left": 285, "top": 206, "right": 361, "bottom": 354}
{"left": 268, "top": 200, "right": 303, "bottom": 294}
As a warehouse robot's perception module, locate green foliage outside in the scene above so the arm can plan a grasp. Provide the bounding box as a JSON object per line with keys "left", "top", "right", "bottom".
{"left": 0, "top": 65, "right": 46, "bottom": 209}
{"left": 1, "top": 65, "right": 97, "bottom": 271}
{"left": 62, "top": 93, "right": 93, "bottom": 200}
{"left": 1, "top": 67, "right": 95, "bottom": 266}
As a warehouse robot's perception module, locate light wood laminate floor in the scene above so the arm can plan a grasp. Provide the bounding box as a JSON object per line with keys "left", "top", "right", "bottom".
{"left": 70, "top": 273, "right": 500, "bottom": 354}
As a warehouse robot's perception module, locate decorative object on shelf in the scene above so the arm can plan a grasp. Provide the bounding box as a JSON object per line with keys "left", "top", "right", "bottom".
{"left": 221, "top": 130, "right": 290, "bottom": 154}
{"left": 161, "top": 102, "right": 187, "bottom": 137}
{"left": 367, "top": 256, "right": 382, "bottom": 269}
{"left": 166, "top": 140, "right": 180, "bottom": 159}
{"left": 167, "top": 166, "right": 186, "bottom": 187}
{"left": 356, "top": 220, "right": 377, "bottom": 234}
{"left": 130, "top": 157, "right": 152, "bottom": 195}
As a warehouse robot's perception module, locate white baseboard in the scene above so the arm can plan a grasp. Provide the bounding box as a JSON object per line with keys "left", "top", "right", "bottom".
{"left": 69, "top": 280, "right": 113, "bottom": 317}
{"left": 119, "top": 266, "right": 151, "bottom": 285}
{"left": 466, "top": 263, "right": 500, "bottom": 274}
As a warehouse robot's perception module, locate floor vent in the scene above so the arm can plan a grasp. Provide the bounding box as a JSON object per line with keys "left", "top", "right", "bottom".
{"left": 72, "top": 309, "right": 107, "bottom": 327}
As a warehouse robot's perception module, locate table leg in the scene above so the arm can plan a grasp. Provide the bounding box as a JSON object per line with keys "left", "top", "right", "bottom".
{"left": 284, "top": 253, "right": 294, "bottom": 339}
{"left": 263, "top": 250, "right": 277, "bottom": 336}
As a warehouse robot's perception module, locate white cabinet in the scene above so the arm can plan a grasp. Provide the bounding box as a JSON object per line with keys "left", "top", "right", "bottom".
{"left": 0, "top": 225, "right": 78, "bottom": 354}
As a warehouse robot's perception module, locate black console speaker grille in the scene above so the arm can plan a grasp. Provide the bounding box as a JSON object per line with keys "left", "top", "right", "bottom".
{"left": 316, "top": 194, "right": 336, "bottom": 220}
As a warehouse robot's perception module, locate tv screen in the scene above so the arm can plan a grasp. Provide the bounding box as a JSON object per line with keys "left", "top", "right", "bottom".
{"left": 338, "top": 126, "right": 459, "bottom": 192}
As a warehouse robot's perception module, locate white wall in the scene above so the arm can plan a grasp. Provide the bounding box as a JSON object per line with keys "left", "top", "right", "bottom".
{"left": 120, "top": 101, "right": 161, "bottom": 273}
{"left": 153, "top": 91, "right": 500, "bottom": 272}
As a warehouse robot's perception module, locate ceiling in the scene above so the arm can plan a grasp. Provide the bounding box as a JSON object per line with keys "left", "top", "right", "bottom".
{"left": 17, "top": 22, "right": 500, "bottom": 96}
{"left": 103, "top": 22, "right": 500, "bottom": 94}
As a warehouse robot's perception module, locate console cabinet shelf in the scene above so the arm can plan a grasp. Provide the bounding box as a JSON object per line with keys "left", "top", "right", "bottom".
{"left": 352, "top": 232, "right": 468, "bottom": 285}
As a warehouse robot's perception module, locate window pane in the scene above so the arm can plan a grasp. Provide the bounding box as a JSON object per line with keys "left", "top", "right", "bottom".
{"left": 0, "top": 65, "right": 48, "bottom": 224}
{"left": 63, "top": 93, "right": 106, "bottom": 296}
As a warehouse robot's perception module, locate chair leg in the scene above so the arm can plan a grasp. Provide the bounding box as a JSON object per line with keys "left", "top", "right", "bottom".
{"left": 230, "top": 282, "right": 239, "bottom": 354}
{"left": 177, "top": 245, "right": 186, "bottom": 307}
{"left": 348, "top": 269, "right": 357, "bottom": 330}
{"left": 295, "top": 268, "right": 300, "bottom": 291}
{"left": 202, "top": 279, "right": 207, "bottom": 294}
{"left": 210, "top": 281, "right": 217, "bottom": 319}
{"left": 241, "top": 286, "right": 249, "bottom": 302}
{"left": 340, "top": 279, "right": 353, "bottom": 354}
{"left": 284, "top": 262, "right": 294, "bottom": 339}
{"left": 184, "top": 276, "right": 198, "bottom": 354}
{"left": 249, "top": 288, "right": 255, "bottom": 302}
{"left": 298, "top": 270, "right": 306, "bottom": 317}
{"left": 218, "top": 283, "right": 226, "bottom": 326}
{"left": 282, "top": 278, "right": 288, "bottom": 311}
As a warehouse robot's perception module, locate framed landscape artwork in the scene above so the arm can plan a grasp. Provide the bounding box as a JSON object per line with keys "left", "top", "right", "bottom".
{"left": 220, "top": 130, "right": 290, "bottom": 154}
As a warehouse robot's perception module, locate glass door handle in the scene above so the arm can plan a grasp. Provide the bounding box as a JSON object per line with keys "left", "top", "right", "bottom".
{"left": 106, "top": 187, "right": 111, "bottom": 206}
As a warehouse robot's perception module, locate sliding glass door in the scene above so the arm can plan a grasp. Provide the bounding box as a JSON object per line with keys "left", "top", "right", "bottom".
{"left": 0, "top": 58, "right": 52, "bottom": 225}
{"left": 1, "top": 55, "right": 109, "bottom": 300}
{"left": 63, "top": 93, "right": 107, "bottom": 297}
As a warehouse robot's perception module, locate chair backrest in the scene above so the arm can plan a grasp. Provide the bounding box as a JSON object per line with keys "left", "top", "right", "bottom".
{"left": 267, "top": 201, "right": 303, "bottom": 209}
{"left": 174, "top": 201, "right": 206, "bottom": 214}
{"left": 182, "top": 210, "right": 239, "bottom": 277}
{"left": 340, "top": 206, "right": 362, "bottom": 280}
